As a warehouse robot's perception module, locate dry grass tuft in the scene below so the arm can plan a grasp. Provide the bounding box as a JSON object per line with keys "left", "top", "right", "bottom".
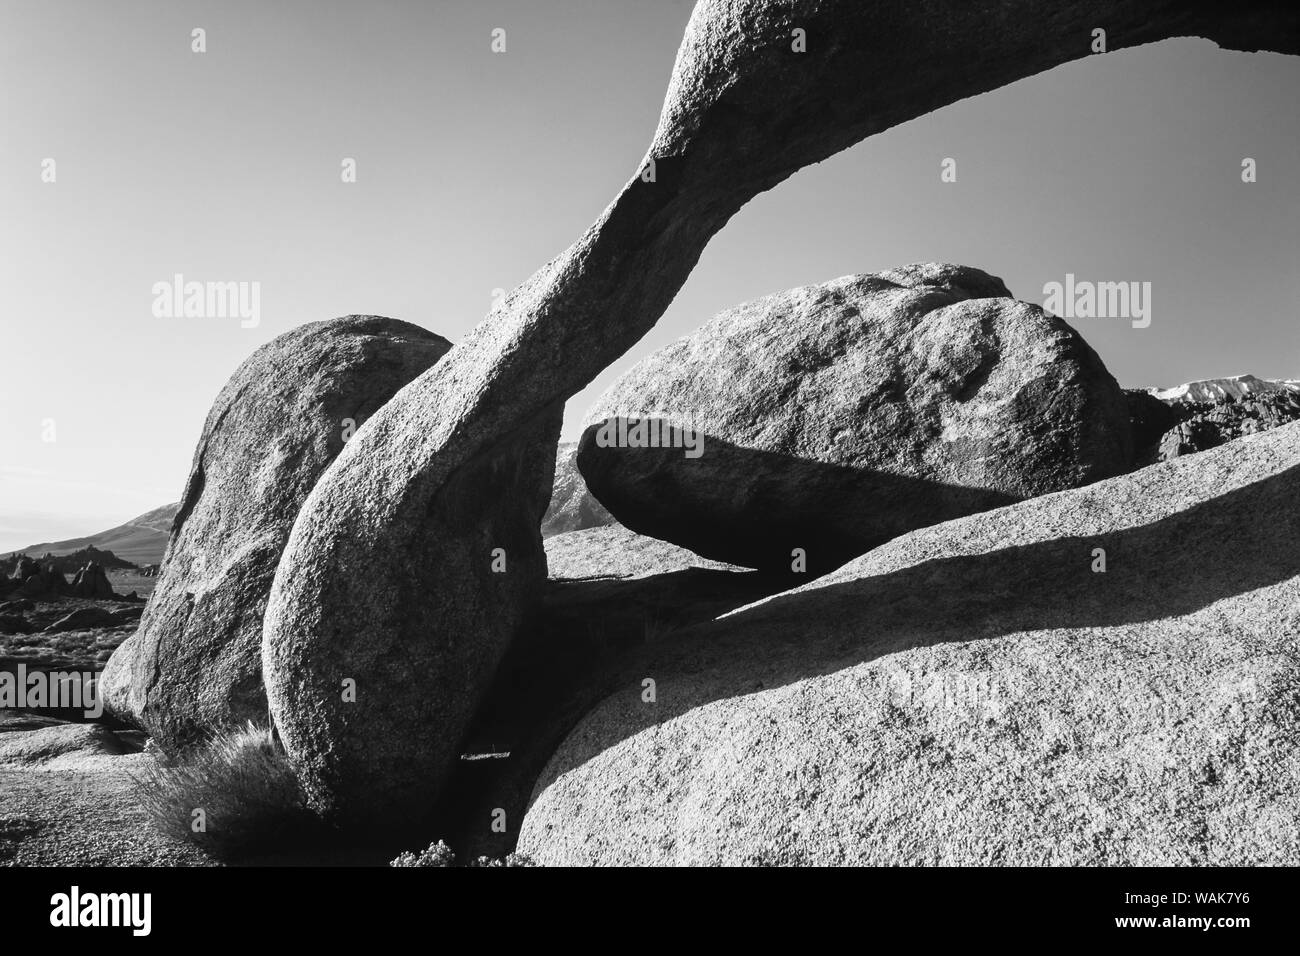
{"left": 134, "top": 722, "right": 316, "bottom": 859}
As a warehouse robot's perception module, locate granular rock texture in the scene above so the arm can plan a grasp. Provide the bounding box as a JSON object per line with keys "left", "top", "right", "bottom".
{"left": 579, "top": 264, "right": 1131, "bottom": 572}
{"left": 520, "top": 424, "right": 1300, "bottom": 865}
{"left": 106, "top": 316, "right": 450, "bottom": 749}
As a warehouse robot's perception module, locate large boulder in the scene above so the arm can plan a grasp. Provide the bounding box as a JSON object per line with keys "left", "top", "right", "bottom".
{"left": 519, "top": 422, "right": 1300, "bottom": 865}
{"left": 12, "top": 562, "right": 70, "bottom": 599}
{"left": 1124, "top": 388, "right": 1183, "bottom": 463}
{"left": 8, "top": 556, "right": 40, "bottom": 583}
{"left": 263, "top": 403, "right": 562, "bottom": 831}
{"left": 107, "top": 316, "right": 451, "bottom": 750}
{"left": 97, "top": 632, "right": 137, "bottom": 725}
{"left": 579, "top": 264, "right": 1132, "bottom": 572}
{"left": 261, "top": 0, "right": 1298, "bottom": 834}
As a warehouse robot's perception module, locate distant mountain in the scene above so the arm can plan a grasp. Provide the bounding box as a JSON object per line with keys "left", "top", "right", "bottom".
{"left": 1130, "top": 374, "right": 1300, "bottom": 465}
{"left": 13, "top": 502, "right": 179, "bottom": 567}
{"left": 9, "top": 445, "right": 610, "bottom": 571}
{"left": 542, "top": 442, "right": 615, "bottom": 537}
{"left": 0, "top": 544, "right": 136, "bottom": 577}
{"left": 1148, "top": 374, "right": 1300, "bottom": 404}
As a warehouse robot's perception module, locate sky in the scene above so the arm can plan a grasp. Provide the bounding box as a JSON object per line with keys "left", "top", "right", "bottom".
{"left": 1, "top": 0, "right": 1297, "bottom": 552}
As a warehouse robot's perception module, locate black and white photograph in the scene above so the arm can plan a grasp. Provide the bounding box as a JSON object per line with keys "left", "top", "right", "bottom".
{"left": 1, "top": 0, "right": 1297, "bottom": 938}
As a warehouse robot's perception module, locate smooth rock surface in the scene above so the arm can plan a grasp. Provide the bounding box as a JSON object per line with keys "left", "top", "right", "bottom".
{"left": 97, "top": 631, "right": 138, "bottom": 724}
{"left": 520, "top": 423, "right": 1300, "bottom": 865}
{"left": 579, "top": 264, "right": 1132, "bottom": 571}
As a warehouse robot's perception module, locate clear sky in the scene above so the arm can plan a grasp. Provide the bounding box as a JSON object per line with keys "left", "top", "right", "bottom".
{"left": 2, "top": 0, "right": 1297, "bottom": 552}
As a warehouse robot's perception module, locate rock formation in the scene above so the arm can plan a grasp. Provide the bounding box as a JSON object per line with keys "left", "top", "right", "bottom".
{"left": 1, "top": 546, "right": 135, "bottom": 580}
{"left": 3, "top": 557, "right": 69, "bottom": 599}
{"left": 262, "top": 408, "right": 562, "bottom": 827}
{"left": 261, "top": 0, "right": 1300, "bottom": 830}
{"left": 22, "top": 565, "right": 70, "bottom": 599}
{"left": 541, "top": 442, "right": 616, "bottom": 538}
{"left": 8, "top": 556, "right": 40, "bottom": 583}
{"left": 1153, "top": 376, "right": 1300, "bottom": 462}
{"left": 71, "top": 562, "right": 116, "bottom": 600}
{"left": 105, "top": 316, "right": 452, "bottom": 749}
{"left": 519, "top": 422, "right": 1300, "bottom": 865}
{"left": 97, "top": 633, "right": 138, "bottom": 724}
{"left": 578, "top": 264, "right": 1132, "bottom": 572}
{"left": 435, "top": 524, "right": 774, "bottom": 861}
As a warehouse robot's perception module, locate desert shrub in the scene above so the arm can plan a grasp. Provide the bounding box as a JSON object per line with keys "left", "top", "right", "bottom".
{"left": 390, "top": 840, "right": 456, "bottom": 867}
{"left": 389, "top": 843, "right": 538, "bottom": 867}
{"left": 134, "top": 722, "right": 315, "bottom": 859}
{"left": 473, "top": 852, "right": 537, "bottom": 867}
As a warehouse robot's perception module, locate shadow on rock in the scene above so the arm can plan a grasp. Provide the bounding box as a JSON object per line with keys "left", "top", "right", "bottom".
{"left": 577, "top": 425, "right": 1023, "bottom": 575}
{"left": 431, "top": 562, "right": 782, "bottom": 861}
{"left": 531, "top": 454, "right": 1300, "bottom": 798}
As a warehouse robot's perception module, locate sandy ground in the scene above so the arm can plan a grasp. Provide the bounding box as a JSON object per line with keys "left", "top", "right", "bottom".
{"left": 107, "top": 569, "right": 159, "bottom": 600}
{"left": 0, "top": 715, "right": 408, "bottom": 867}
{"left": 1, "top": 589, "right": 212, "bottom": 866}
{"left": 0, "top": 758, "right": 216, "bottom": 867}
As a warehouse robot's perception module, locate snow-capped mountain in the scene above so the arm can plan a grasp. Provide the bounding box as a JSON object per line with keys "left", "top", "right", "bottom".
{"left": 1148, "top": 374, "right": 1300, "bottom": 405}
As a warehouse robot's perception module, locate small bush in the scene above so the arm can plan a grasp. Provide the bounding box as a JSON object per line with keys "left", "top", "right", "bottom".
{"left": 472, "top": 852, "right": 537, "bottom": 868}
{"left": 389, "top": 843, "right": 538, "bottom": 867}
{"left": 133, "top": 722, "right": 315, "bottom": 859}
{"left": 390, "top": 840, "right": 456, "bottom": 867}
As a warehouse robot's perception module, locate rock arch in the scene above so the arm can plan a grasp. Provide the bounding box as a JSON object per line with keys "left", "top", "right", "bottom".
{"left": 262, "top": 0, "right": 1300, "bottom": 828}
